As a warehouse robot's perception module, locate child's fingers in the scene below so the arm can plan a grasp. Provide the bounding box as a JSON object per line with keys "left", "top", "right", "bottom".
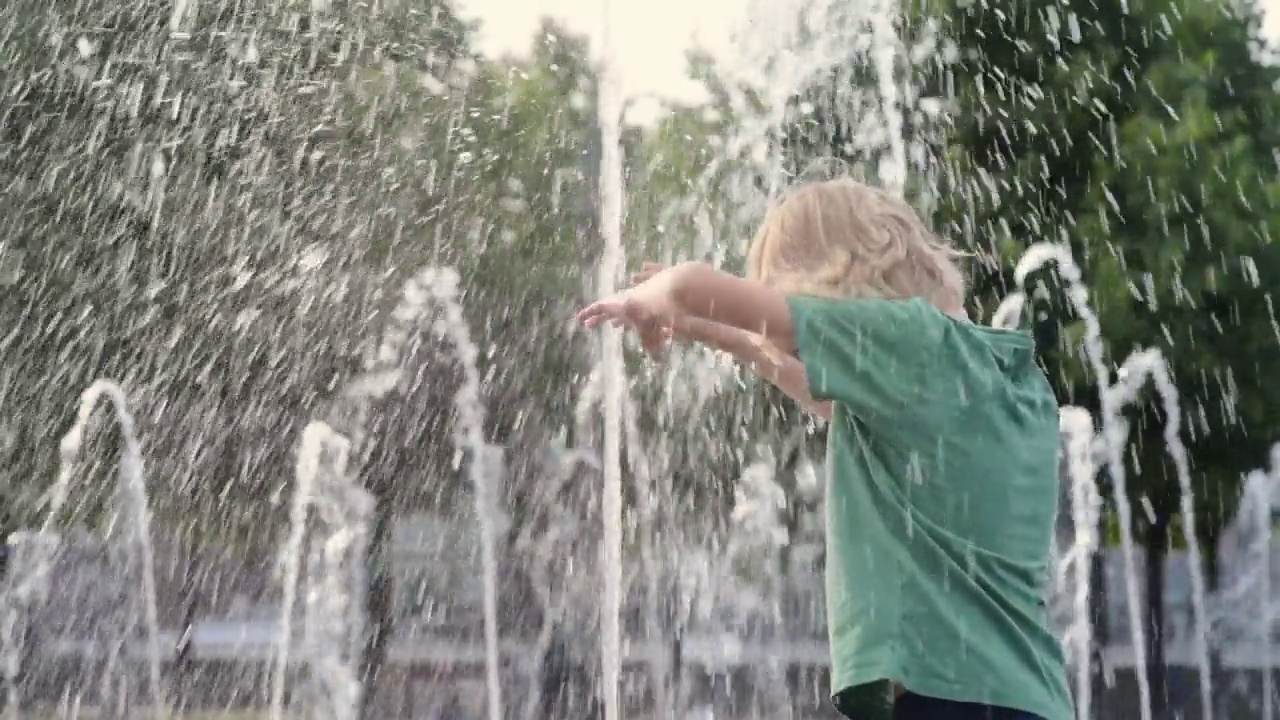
{"left": 586, "top": 312, "right": 626, "bottom": 329}
{"left": 575, "top": 302, "right": 614, "bottom": 326}
{"left": 576, "top": 298, "right": 621, "bottom": 319}
{"left": 574, "top": 305, "right": 600, "bottom": 325}
{"left": 576, "top": 299, "right": 635, "bottom": 329}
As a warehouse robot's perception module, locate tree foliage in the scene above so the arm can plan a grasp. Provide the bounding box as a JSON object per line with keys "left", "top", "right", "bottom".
{"left": 0, "top": 0, "right": 601, "bottom": 538}
{"left": 919, "top": 0, "right": 1280, "bottom": 711}
{"left": 707, "top": 0, "right": 1280, "bottom": 711}
{"left": 929, "top": 0, "right": 1280, "bottom": 549}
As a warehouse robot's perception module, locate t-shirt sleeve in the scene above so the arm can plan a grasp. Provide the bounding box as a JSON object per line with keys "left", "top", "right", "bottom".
{"left": 786, "top": 295, "right": 940, "bottom": 419}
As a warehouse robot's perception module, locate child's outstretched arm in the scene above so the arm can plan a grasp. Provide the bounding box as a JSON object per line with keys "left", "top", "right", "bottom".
{"left": 577, "top": 261, "right": 799, "bottom": 352}
{"left": 672, "top": 315, "right": 832, "bottom": 421}
{"left": 586, "top": 261, "right": 827, "bottom": 419}
{"left": 662, "top": 262, "right": 799, "bottom": 354}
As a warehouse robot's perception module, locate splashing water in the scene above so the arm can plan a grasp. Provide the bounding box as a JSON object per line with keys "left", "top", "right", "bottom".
{"left": 602, "top": 1, "right": 945, "bottom": 714}
{"left": 1250, "top": 459, "right": 1275, "bottom": 720}
{"left": 1263, "top": 447, "right": 1279, "bottom": 720}
{"left": 272, "top": 266, "right": 504, "bottom": 720}
{"left": 0, "top": 381, "right": 166, "bottom": 720}
{"left": 419, "top": 268, "right": 505, "bottom": 720}
{"left": 1057, "top": 406, "right": 1101, "bottom": 720}
{"left": 869, "top": 0, "right": 906, "bottom": 195}
{"left": 1110, "top": 349, "right": 1213, "bottom": 720}
{"left": 1010, "top": 244, "right": 1150, "bottom": 719}
{"left": 381, "top": 266, "right": 506, "bottom": 720}
{"left": 0, "top": 531, "right": 56, "bottom": 717}
{"left": 273, "top": 422, "right": 373, "bottom": 720}
{"left": 1213, "top": 444, "right": 1280, "bottom": 720}
{"left": 990, "top": 292, "right": 1028, "bottom": 331}
{"left": 1009, "top": 243, "right": 1213, "bottom": 720}
{"left": 597, "top": 14, "right": 627, "bottom": 720}
{"left": 5, "top": 0, "right": 1265, "bottom": 716}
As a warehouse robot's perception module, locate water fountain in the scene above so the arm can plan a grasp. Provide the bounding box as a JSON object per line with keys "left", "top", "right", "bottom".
{"left": 1004, "top": 243, "right": 1214, "bottom": 720}
{"left": 1253, "top": 456, "right": 1274, "bottom": 720}
{"left": 1056, "top": 406, "right": 1102, "bottom": 720}
{"left": 389, "top": 267, "right": 506, "bottom": 720}
{"left": 6, "top": 0, "right": 1273, "bottom": 717}
{"left": 868, "top": 0, "right": 907, "bottom": 196}
{"left": 1215, "top": 446, "right": 1280, "bottom": 720}
{"left": 0, "top": 380, "right": 164, "bottom": 720}
{"left": 1111, "top": 349, "right": 1214, "bottom": 715}
{"left": 270, "top": 265, "right": 505, "bottom": 720}
{"left": 591, "top": 0, "right": 939, "bottom": 713}
{"left": 272, "top": 421, "right": 373, "bottom": 720}
{"left": 596, "top": 16, "right": 627, "bottom": 720}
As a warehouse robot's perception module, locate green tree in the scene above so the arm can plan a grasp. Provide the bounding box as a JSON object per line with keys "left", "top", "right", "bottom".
{"left": 344, "top": 20, "right": 611, "bottom": 718}
{"left": 922, "top": 0, "right": 1280, "bottom": 714}
{"left": 618, "top": 68, "right": 840, "bottom": 716}
{"left": 0, "top": 0, "right": 606, "bottom": 715}
{"left": 0, "top": 0, "right": 496, "bottom": 713}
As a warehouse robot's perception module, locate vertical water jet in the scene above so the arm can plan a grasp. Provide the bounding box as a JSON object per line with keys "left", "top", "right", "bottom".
{"left": 596, "top": 3, "right": 627, "bottom": 718}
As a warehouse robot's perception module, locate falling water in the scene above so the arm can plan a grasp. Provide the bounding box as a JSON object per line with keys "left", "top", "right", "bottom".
{"left": 272, "top": 428, "right": 318, "bottom": 720}
{"left": 272, "top": 422, "right": 372, "bottom": 720}
{"left": 1010, "top": 243, "right": 1215, "bottom": 720}
{"left": 1110, "top": 349, "right": 1213, "bottom": 719}
{"left": 39, "top": 380, "right": 165, "bottom": 720}
{"left": 596, "top": 10, "right": 627, "bottom": 720}
{"left": 1266, "top": 490, "right": 1275, "bottom": 720}
{"left": 1215, "top": 449, "right": 1280, "bottom": 719}
{"left": 868, "top": 0, "right": 906, "bottom": 195}
{"left": 0, "top": 531, "right": 56, "bottom": 718}
{"left": 1264, "top": 443, "right": 1274, "bottom": 717}
{"left": 1265, "top": 445, "right": 1279, "bottom": 720}
{"left": 3, "top": 0, "right": 1270, "bottom": 715}
{"left": 1254, "top": 455, "right": 1276, "bottom": 720}
{"left": 1059, "top": 406, "right": 1101, "bottom": 720}
{"left": 397, "top": 267, "right": 505, "bottom": 720}
{"left": 1009, "top": 244, "right": 1150, "bottom": 720}
{"left": 272, "top": 266, "right": 504, "bottom": 720}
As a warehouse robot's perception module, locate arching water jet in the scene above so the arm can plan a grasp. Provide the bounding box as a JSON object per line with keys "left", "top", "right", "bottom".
{"left": 1009, "top": 243, "right": 1213, "bottom": 720}
{"left": 272, "top": 422, "right": 372, "bottom": 720}
{"left": 1, "top": 380, "right": 165, "bottom": 720}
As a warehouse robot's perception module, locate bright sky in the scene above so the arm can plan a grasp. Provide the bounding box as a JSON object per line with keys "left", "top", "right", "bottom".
{"left": 454, "top": 0, "right": 748, "bottom": 105}
{"left": 456, "top": 0, "right": 1280, "bottom": 106}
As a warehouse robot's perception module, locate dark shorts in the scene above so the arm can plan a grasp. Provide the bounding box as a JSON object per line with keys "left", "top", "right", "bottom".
{"left": 834, "top": 690, "right": 1048, "bottom": 720}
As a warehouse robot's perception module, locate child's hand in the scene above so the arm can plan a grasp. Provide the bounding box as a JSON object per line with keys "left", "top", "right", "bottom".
{"left": 630, "top": 263, "right": 683, "bottom": 357}
{"left": 628, "top": 262, "right": 706, "bottom": 347}
{"left": 628, "top": 262, "right": 688, "bottom": 357}
{"left": 576, "top": 264, "right": 683, "bottom": 359}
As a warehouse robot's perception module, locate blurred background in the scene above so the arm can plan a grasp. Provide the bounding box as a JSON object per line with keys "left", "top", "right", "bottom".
{"left": 4, "top": 0, "right": 1280, "bottom": 718}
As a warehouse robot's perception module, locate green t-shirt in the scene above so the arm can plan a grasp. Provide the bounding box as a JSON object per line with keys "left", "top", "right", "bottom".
{"left": 788, "top": 295, "right": 1073, "bottom": 720}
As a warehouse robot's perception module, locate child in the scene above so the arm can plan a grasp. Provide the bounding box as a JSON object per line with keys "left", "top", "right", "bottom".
{"left": 576, "top": 179, "right": 1073, "bottom": 720}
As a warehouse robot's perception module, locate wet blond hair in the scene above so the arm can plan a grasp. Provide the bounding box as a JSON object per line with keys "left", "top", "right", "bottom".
{"left": 746, "top": 178, "right": 966, "bottom": 311}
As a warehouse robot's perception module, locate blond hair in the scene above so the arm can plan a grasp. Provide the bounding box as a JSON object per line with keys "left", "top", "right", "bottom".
{"left": 746, "top": 179, "right": 966, "bottom": 311}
